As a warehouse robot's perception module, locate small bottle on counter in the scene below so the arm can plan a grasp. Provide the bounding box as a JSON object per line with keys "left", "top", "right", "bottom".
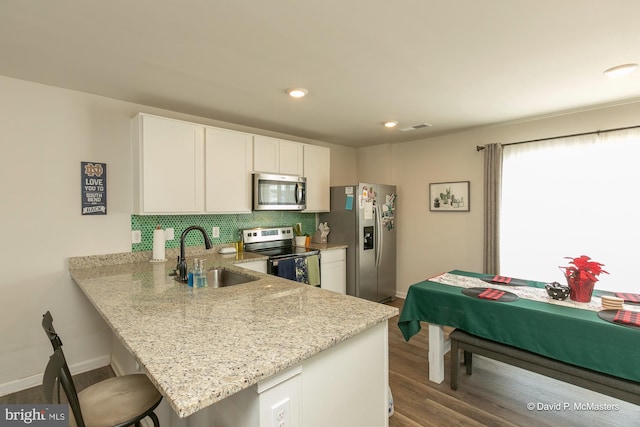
{"left": 236, "top": 230, "right": 243, "bottom": 253}
{"left": 188, "top": 258, "right": 199, "bottom": 287}
{"left": 196, "top": 259, "right": 207, "bottom": 288}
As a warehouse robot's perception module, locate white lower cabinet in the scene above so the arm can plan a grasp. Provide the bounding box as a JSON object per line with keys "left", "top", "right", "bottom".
{"left": 238, "top": 260, "right": 267, "bottom": 274}
{"left": 320, "top": 249, "right": 346, "bottom": 294}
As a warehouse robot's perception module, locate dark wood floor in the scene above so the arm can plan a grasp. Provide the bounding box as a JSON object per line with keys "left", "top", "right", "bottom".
{"left": 0, "top": 364, "right": 114, "bottom": 405}
{"left": 3, "top": 298, "right": 638, "bottom": 426}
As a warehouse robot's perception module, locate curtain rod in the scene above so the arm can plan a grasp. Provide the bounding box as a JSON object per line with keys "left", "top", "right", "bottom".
{"left": 475, "top": 124, "right": 640, "bottom": 151}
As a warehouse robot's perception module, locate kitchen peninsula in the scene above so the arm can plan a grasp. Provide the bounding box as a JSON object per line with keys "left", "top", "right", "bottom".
{"left": 69, "top": 249, "right": 397, "bottom": 427}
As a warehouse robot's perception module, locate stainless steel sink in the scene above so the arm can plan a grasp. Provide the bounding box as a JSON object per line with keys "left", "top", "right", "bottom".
{"left": 207, "top": 268, "right": 258, "bottom": 288}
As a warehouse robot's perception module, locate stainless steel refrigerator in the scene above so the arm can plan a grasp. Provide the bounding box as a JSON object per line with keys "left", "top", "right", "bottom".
{"left": 319, "top": 184, "right": 397, "bottom": 302}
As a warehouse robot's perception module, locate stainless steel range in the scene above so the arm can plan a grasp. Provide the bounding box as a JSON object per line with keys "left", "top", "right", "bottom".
{"left": 242, "top": 226, "right": 320, "bottom": 282}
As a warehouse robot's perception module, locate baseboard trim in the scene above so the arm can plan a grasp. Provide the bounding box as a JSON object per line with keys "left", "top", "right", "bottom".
{"left": 395, "top": 290, "right": 407, "bottom": 299}
{"left": 0, "top": 354, "right": 111, "bottom": 397}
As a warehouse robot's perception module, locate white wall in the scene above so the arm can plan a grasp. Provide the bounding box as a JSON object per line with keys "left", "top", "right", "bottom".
{"left": 327, "top": 143, "right": 358, "bottom": 185}
{"left": 391, "top": 133, "right": 484, "bottom": 295}
{"left": 357, "top": 144, "right": 393, "bottom": 184}
{"left": 386, "top": 101, "right": 640, "bottom": 295}
{"left": 0, "top": 77, "right": 133, "bottom": 393}
{"left": 0, "top": 75, "right": 351, "bottom": 395}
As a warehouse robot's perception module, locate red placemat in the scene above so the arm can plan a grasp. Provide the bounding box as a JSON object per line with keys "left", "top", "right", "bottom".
{"left": 480, "top": 275, "right": 529, "bottom": 286}
{"left": 615, "top": 292, "right": 640, "bottom": 304}
{"left": 462, "top": 287, "right": 519, "bottom": 302}
{"left": 614, "top": 310, "right": 640, "bottom": 326}
{"left": 597, "top": 309, "right": 640, "bottom": 330}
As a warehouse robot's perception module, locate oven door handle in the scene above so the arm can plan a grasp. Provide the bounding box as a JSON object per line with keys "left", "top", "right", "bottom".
{"left": 270, "top": 252, "right": 320, "bottom": 266}
{"left": 270, "top": 255, "right": 301, "bottom": 266}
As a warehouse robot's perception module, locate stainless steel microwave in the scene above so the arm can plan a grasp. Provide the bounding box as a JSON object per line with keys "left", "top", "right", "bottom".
{"left": 253, "top": 173, "right": 307, "bottom": 211}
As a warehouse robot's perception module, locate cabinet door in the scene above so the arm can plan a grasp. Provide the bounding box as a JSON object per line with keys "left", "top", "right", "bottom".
{"left": 238, "top": 260, "right": 268, "bottom": 274}
{"left": 133, "top": 114, "right": 204, "bottom": 214}
{"left": 254, "top": 136, "right": 303, "bottom": 175}
{"left": 303, "top": 145, "right": 330, "bottom": 212}
{"left": 279, "top": 140, "right": 304, "bottom": 176}
{"left": 320, "top": 249, "right": 346, "bottom": 294}
{"left": 205, "top": 127, "right": 253, "bottom": 213}
{"left": 253, "top": 135, "right": 279, "bottom": 173}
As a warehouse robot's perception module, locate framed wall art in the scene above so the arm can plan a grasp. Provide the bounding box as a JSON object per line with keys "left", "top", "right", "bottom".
{"left": 81, "top": 161, "right": 107, "bottom": 215}
{"left": 429, "top": 181, "right": 469, "bottom": 212}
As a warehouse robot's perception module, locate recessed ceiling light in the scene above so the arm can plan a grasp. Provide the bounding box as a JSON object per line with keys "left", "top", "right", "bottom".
{"left": 603, "top": 63, "right": 638, "bottom": 78}
{"left": 286, "top": 88, "right": 308, "bottom": 98}
{"left": 383, "top": 121, "right": 398, "bottom": 128}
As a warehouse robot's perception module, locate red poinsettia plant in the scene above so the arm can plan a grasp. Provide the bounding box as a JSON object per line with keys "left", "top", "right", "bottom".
{"left": 559, "top": 255, "right": 609, "bottom": 283}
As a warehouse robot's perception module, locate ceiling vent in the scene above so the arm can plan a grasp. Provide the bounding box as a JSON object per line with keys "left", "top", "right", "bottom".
{"left": 399, "top": 123, "right": 432, "bottom": 132}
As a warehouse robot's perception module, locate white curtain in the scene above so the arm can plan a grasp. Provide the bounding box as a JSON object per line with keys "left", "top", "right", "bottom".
{"left": 500, "top": 128, "right": 640, "bottom": 292}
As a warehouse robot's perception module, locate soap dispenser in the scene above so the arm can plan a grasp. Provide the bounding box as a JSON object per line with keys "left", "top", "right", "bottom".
{"left": 188, "top": 259, "right": 199, "bottom": 287}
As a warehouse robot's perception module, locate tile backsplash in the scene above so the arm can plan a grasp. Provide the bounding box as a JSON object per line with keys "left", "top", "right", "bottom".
{"left": 131, "top": 212, "right": 317, "bottom": 252}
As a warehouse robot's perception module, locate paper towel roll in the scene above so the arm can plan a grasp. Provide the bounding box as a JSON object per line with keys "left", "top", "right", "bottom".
{"left": 153, "top": 228, "right": 166, "bottom": 261}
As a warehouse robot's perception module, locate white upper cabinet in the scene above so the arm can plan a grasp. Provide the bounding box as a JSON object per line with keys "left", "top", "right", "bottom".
{"left": 253, "top": 135, "right": 303, "bottom": 176}
{"left": 303, "top": 144, "right": 330, "bottom": 212}
{"left": 205, "top": 127, "right": 253, "bottom": 213}
{"left": 132, "top": 113, "right": 330, "bottom": 214}
{"left": 132, "top": 114, "right": 204, "bottom": 214}
{"left": 253, "top": 135, "right": 279, "bottom": 173}
{"left": 279, "top": 140, "right": 304, "bottom": 176}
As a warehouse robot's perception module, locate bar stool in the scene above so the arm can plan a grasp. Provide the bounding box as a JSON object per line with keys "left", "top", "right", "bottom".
{"left": 41, "top": 311, "right": 162, "bottom": 427}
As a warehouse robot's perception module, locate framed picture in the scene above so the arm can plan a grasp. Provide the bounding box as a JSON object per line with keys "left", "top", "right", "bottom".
{"left": 81, "top": 161, "right": 107, "bottom": 215}
{"left": 429, "top": 181, "right": 470, "bottom": 212}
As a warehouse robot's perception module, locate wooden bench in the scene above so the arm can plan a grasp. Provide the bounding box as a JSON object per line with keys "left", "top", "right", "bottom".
{"left": 449, "top": 329, "right": 640, "bottom": 405}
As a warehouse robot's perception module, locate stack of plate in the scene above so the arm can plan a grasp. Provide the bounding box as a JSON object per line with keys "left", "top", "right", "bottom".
{"left": 601, "top": 295, "right": 624, "bottom": 310}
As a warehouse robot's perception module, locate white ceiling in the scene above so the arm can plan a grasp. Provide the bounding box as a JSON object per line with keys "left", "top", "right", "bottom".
{"left": 2, "top": 1, "right": 640, "bottom": 147}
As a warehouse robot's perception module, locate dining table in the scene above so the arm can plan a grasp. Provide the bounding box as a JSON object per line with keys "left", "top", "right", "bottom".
{"left": 397, "top": 270, "right": 640, "bottom": 384}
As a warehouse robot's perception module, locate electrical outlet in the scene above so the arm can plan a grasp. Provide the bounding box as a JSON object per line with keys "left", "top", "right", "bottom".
{"left": 165, "top": 228, "right": 175, "bottom": 240}
{"left": 271, "top": 398, "right": 289, "bottom": 427}
{"left": 131, "top": 230, "right": 142, "bottom": 244}
{"left": 212, "top": 226, "right": 220, "bottom": 238}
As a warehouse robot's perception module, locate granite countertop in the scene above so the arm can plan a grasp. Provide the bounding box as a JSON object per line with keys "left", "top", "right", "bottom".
{"left": 69, "top": 249, "right": 397, "bottom": 418}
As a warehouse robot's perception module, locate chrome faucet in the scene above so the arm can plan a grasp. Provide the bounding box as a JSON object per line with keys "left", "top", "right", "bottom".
{"left": 176, "top": 226, "right": 213, "bottom": 283}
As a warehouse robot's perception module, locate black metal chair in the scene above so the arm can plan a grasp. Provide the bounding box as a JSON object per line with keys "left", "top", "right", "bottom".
{"left": 41, "top": 311, "right": 162, "bottom": 427}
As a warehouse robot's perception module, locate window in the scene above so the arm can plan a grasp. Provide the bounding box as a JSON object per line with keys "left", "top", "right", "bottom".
{"left": 500, "top": 128, "right": 640, "bottom": 293}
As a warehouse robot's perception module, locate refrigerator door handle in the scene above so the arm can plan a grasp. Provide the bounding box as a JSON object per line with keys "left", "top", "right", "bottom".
{"left": 374, "top": 204, "right": 383, "bottom": 267}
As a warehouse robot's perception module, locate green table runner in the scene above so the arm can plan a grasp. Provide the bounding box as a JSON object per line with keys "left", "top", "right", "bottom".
{"left": 398, "top": 270, "right": 640, "bottom": 382}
